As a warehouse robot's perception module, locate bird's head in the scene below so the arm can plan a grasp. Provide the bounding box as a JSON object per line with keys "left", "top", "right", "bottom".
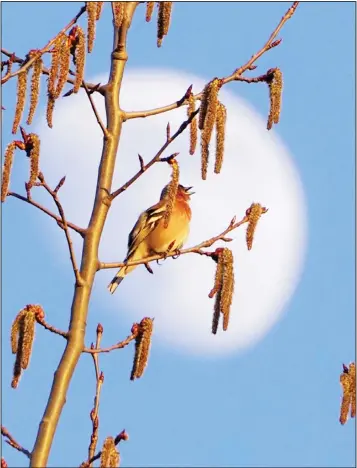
{"left": 160, "top": 184, "right": 195, "bottom": 202}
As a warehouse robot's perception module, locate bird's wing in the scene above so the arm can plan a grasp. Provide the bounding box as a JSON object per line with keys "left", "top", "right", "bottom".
{"left": 126, "top": 200, "right": 166, "bottom": 259}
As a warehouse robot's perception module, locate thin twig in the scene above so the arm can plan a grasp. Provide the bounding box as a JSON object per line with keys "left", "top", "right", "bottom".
{"left": 35, "top": 315, "right": 68, "bottom": 339}
{"left": 99, "top": 214, "right": 249, "bottom": 270}
{"left": 1, "top": 48, "right": 104, "bottom": 94}
{"left": 110, "top": 108, "right": 200, "bottom": 200}
{"left": 1, "top": 6, "right": 86, "bottom": 85}
{"left": 83, "top": 82, "right": 109, "bottom": 137}
{"left": 1, "top": 426, "right": 31, "bottom": 459}
{"left": 83, "top": 332, "right": 137, "bottom": 354}
{"left": 87, "top": 325, "right": 104, "bottom": 467}
{"left": 38, "top": 173, "right": 83, "bottom": 285}
{"left": 124, "top": 2, "right": 299, "bottom": 120}
{"left": 7, "top": 191, "right": 86, "bottom": 237}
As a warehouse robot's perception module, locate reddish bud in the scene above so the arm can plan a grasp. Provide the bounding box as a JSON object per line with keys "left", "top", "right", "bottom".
{"left": 97, "top": 323, "right": 104, "bottom": 335}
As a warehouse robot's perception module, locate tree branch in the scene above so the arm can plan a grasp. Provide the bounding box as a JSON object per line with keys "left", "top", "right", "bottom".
{"left": 38, "top": 173, "right": 83, "bottom": 285}
{"left": 124, "top": 2, "right": 299, "bottom": 120}
{"left": 35, "top": 314, "right": 68, "bottom": 339}
{"left": 30, "top": 4, "right": 139, "bottom": 466}
{"left": 83, "top": 331, "right": 137, "bottom": 354}
{"left": 1, "top": 426, "right": 31, "bottom": 459}
{"left": 1, "top": 5, "right": 86, "bottom": 85}
{"left": 87, "top": 325, "right": 104, "bottom": 467}
{"left": 1, "top": 48, "right": 104, "bottom": 95}
{"left": 7, "top": 191, "right": 86, "bottom": 237}
{"left": 83, "top": 82, "right": 109, "bottom": 137}
{"left": 110, "top": 108, "right": 200, "bottom": 200}
{"left": 99, "top": 214, "right": 249, "bottom": 270}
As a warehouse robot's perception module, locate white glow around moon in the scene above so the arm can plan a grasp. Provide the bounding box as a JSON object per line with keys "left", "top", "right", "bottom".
{"left": 36, "top": 69, "right": 307, "bottom": 356}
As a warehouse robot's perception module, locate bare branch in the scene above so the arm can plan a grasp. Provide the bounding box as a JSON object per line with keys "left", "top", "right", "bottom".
{"left": 35, "top": 314, "right": 68, "bottom": 339}
{"left": 87, "top": 325, "right": 104, "bottom": 466}
{"left": 124, "top": 2, "right": 299, "bottom": 120}
{"left": 1, "top": 426, "right": 31, "bottom": 459}
{"left": 110, "top": 108, "right": 200, "bottom": 200}
{"left": 7, "top": 191, "right": 85, "bottom": 237}
{"left": 83, "top": 331, "right": 137, "bottom": 354}
{"left": 82, "top": 82, "right": 109, "bottom": 137}
{"left": 99, "top": 214, "right": 249, "bottom": 270}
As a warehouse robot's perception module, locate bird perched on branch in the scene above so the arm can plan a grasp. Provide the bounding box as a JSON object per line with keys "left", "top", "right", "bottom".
{"left": 108, "top": 184, "right": 194, "bottom": 294}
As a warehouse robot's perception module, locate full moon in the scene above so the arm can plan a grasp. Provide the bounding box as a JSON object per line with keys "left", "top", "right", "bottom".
{"left": 36, "top": 69, "right": 307, "bottom": 356}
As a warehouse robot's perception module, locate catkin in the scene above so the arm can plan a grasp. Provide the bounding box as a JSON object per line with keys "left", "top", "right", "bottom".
{"left": 340, "top": 371, "right": 351, "bottom": 425}
{"left": 157, "top": 2, "right": 173, "bottom": 47}
{"left": 113, "top": 2, "right": 125, "bottom": 28}
{"left": 46, "top": 96, "right": 56, "bottom": 129}
{"left": 100, "top": 437, "right": 120, "bottom": 468}
{"left": 86, "top": 1, "right": 97, "bottom": 53}
{"left": 246, "top": 203, "right": 268, "bottom": 250}
{"left": 27, "top": 57, "right": 43, "bottom": 125}
{"left": 210, "top": 248, "right": 234, "bottom": 334}
{"left": 131, "top": 318, "right": 153, "bottom": 380}
{"left": 214, "top": 102, "right": 227, "bottom": 174}
{"left": 211, "top": 255, "right": 224, "bottom": 335}
{"left": 96, "top": 1, "right": 104, "bottom": 20}
{"left": 48, "top": 35, "right": 63, "bottom": 97}
{"left": 220, "top": 248, "right": 234, "bottom": 331}
{"left": 349, "top": 363, "right": 356, "bottom": 418}
{"left": 1, "top": 142, "right": 16, "bottom": 202}
{"left": 267, "top": 68, "right": 283, "bottom": 130}
{"left": 187, "top": 94, "right": 197, "bottom": 155}
{"left": 10, "top": 306, "right": 36, "bottom": 388}
{"left": 27, "top": 134, "right": 41, "bottom": 189}
{"left": 163, "top": 159, "right": 180, "bottom": 229}
{"left": 55, "top": 35, "right": 71, "bottom": 99}
{"left": 146, "top": 1, "right": 155, "bottom": 22}
{"left": 200, "top": 78, "right": 221, "bottom": 180}
{"left": 12, "top": 71, "right": 28, "bottom": 134}
{"left": 73, "top": 27, "right": 86, "bottom": 93}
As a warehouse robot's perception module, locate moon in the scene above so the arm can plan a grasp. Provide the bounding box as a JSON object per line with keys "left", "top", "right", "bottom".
{"left": 36, "top": 69, "right": 307, "bottom": 356}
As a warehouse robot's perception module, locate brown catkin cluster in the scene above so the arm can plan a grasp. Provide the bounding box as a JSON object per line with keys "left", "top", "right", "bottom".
{"left": 10, "top": 305, "right": 37, "bottom": 388}
{"left": 100, "top": 437, "right": 120, "bottom": 468}
{"left": 187, "top": 94, "right": 197, "bottom": 155}
{"left": 27, "top": 56, "right": 43, "bottom": 125}
{"left": 267, "top": 68, "right": 283, "bottom": 130}
{"left": 245, "top": 203, "right": 268, "bottom": 251}
{"left": 96, "top": 1, "right": 104, "bottom": 20}
{"left": 113, "top": 2, "right": 125, "bottom": 28}
{"left": 73, "top": 27, "right": 86, "bottom": 93}
{"left": 86, "top": 2, "right": 97, "bottom": 53}
{"left": 157, "top": 2, "right": 173, "bottom": 47}
{"left": 163, "top": 159, "right": 180, "bottom": 229}
{"left": 214, "top": 102, "right": 227, "bottom": 174}
{"left": 1, "top": 142, "right": 16, "bottom": 202}
{"left": 55, "top": 35, "right": 71, "bottom": 98}
{"left": 209, "top": 248, "right": 235, "bottom": 334}
{"left": 199, "top": 78, "right": 222, "bottom": 180}
{"left": 146, "top": 1, "right": 155, "bottom": 22}
{"left": 131, "top": 317, "right": 154, "bottom": 380}
{"left": 12, "top": 71, "right": 28, "bottom": 134}
{"left": 340, "top": 363, "right": 356, "bottom": 425}
{"left": 26, "top": 134, "right": 41, "bottom": 189}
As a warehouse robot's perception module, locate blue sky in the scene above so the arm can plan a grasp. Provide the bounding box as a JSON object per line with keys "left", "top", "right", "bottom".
{"left": 2, "top": 2, "right": 355, "bottom": 467}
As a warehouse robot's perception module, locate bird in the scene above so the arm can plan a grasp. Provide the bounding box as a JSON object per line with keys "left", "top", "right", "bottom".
{"left": 108, "top": 183, "right": 194, "bottom": 294}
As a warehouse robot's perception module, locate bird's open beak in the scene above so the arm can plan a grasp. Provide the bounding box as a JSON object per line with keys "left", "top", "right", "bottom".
{"left": 183, "top": 186, "right": 195, "bottom": 195}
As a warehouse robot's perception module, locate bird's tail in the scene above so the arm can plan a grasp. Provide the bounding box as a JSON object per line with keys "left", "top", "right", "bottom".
{"left": 107, "top": 262, "right": 137, "bottom": 294}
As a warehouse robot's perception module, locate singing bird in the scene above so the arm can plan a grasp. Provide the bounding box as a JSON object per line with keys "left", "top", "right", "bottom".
{"left": 108, "top": 184, "right": 194, "bottom": 294}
